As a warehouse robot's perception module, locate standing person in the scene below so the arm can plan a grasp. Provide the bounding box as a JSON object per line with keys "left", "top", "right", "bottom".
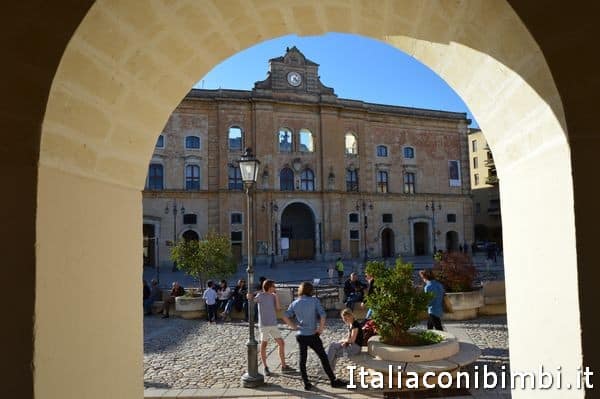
{"left": 216, "top": 280, "right": 231, "bottom": 317}
{"left": 144, "top": 279, "right": 162, "bottom": 316}
{"left": 419, "top": 270, "right": 445, "bottom": 331}
{"left": 327, "top": 264, "right": 335, "bottom": 284}
{"left": 326, "top": 309, "right": 364, "bottom": 371}
{"left": 335, "top": 257, "right": 344, "bottom": 285}
{"left": 282, "top": 281, "right": 347, "bottom": 391}
{"left": 247, "top": 279, "right": 294, "bottom": 376}
{"left": 203, "top": 280, "right": 218, "bottom": 323}
{"left": 161, "top": 281, "right": 185, "bottom": 319}
{"left": 360, "top": 271, "right": 375, "bottom": 320}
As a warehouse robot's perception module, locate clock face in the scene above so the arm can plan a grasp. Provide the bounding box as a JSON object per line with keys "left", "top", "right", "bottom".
{"left": 287, "top": 71, "right": 302, "bottom": 87}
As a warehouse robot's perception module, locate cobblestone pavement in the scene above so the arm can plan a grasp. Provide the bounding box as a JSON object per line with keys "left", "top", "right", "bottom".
{"left": 144, "top": 315, "right": 510, "bottom": 397}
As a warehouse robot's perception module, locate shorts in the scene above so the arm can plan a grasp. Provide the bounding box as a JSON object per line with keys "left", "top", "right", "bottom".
{"left": 259, "top": 325, "right": 282, "bottom": 341}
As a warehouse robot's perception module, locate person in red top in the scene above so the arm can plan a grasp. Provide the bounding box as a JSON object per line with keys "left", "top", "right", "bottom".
{"left": 161, "top": 281, "right": 185, "bottom": 319}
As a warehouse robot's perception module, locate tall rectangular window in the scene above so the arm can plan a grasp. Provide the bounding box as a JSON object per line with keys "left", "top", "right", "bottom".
{"left": 346, "top": 169, "right": 359, "bottom": 192}
{"left": 474, "top": 173, "right": 480, "bottom": 186}
{"left": 147, "top": 164, "right": 163, "bottom": 190}
{"left": 472, "top": 140, "right": 477, "bottom": 152}
{"left": 156, "top": 135, "right": 164, "bottom": 148}
{"left": 185, "top": 165, "right": 200, "bottom": 191}
{"left": 403, "top": 172, "right": 415, "bottom": 194}
{"left": 228, "top": 165, "right": 243, "bottom": 190}
{"left": 376, "top": 171, "right": 388, "bottom": 193}
{"left": 473, "top": 156, "right": 478, "bottom": 169}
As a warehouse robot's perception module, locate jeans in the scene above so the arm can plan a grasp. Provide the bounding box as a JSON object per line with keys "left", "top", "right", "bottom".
{"left": 295, "top": 334, "right": 336, "bottom": 385}
{"left": 427, "top": 314, "right": 443, "bottom": 331}
{"left": 344, "top": 293, "right": 362, "bottom": 309}
{"left": 143, "top": 298, "right": 155, "bottom": 314}
{"left": 327, "top": 342, "right": 361, "bottom": 370}
{"left": 206, "top": 303, "right": 217, "bottom": 322}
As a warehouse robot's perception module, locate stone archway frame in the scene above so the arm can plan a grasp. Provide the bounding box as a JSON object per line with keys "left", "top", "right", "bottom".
{"left": 36, "top": 2, "right": 581, "bottom": 398}
{"left": 378, "top": 225, "right": 396, "bottom": 258}
{"left": 408, "top": 216, "right": 433, "bottom": 255}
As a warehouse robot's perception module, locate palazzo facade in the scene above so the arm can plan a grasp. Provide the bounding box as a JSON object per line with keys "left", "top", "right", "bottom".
{"left": 143, "top": 47, "right": 473, "bottom": 268}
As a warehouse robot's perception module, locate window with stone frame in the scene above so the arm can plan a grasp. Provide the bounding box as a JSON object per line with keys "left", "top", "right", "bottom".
{"left": 228, "top": 164, "right": 242, "bottom": 190}
{"left": 447, "top": 213, "right": 457, "bottom": 223}
{"left": 299, "top": 129, "right": 314, "bottom": 152}
{"left": 147, "top": 163, "right": 163, "bottom": 190}
{"left": 185, "top": 135, "right": 200, "bottom": 149}
{"left": 403, "top": 146, "right": 415, "bottom": 159}
{"left": 280, "top": 167, "right": 294, "bottom": 191}
{"left": 382, "top": 213, "right": 393, "bottom": 223}
{"left": 183, "top": 214, "right": 197, "bottom": 225}
{"left": 156, "top": 134, "right": 165, "bottom": 149}
{"left": 346, "top": 168, "right": 359, "bottom": 192}
{"left": 300, "top": 168, "right": 315, "bottom": 191}
{"left": 376, "top": 145, "right": 388, "bottom": 157}
{"left": 403, "top": 172, "right": 415, "bottom": 194}
{"left": 231, "top": 213, "right": 243, "bottom": 224}
{"left": 349, "top": 213, "right": 359, "bottom": 223}
{"left": 345, "top": 132, "right": 358, "bottom": 155}
{"left": 278, "top": 128, "right": 293, "bottom": 152}
{"left": 185, "top": 164, "right": 200, "bottom": 191}
{"left": 228, "top": 126, "right": 243, "bottom": 151}
{"left": 377, "top": 170, "right": 388, "bottom": 193}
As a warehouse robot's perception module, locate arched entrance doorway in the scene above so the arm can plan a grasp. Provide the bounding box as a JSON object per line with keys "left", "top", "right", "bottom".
{"left": 381, "top": 228, "right": 395, "bottom": 258}
{"left": 445, "top": 231, "right": 459, "bottom": 252}
{"left": 182, "top": 230, "right": 199, "bottom": 241}
{"left": 413, "top": 222, "right": 429, "bottom": 255}
{"left": 281, "top": 203, "right": 315, "bottom": 260}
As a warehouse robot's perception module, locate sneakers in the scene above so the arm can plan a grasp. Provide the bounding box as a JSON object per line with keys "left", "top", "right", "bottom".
{"left": 264, "top": 367, "right": 271, "bottom": 376}
{"left": 161, "top": 314, "right": 169, "bottom": 319}
{"left": 331, "top": 378, "right": 347, "bottom": 388}
{"left": 281, "top": 365, "right": 295, "bottom": 373}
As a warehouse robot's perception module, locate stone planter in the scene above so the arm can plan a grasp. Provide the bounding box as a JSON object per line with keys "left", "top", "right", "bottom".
{"left": 175, "top": 296, "right": 205, "bottom": 319}
{"left": 443, "top": 289, "right": 484, "bottom": 320}
{"left": 367, "top": 330, "right": 459, "bottom": 362}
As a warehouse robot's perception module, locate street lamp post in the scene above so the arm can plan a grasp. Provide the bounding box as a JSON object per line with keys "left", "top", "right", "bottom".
{"left": 165, "top": 201, "right": 185, "bottom": 272}
{"left": 356, "top": 200, "right": 373, "bottom": 263}
{"left": 426, "top": 200, "right": 442, "bottom": 254}
{"left": 262, "top": 200, "right": 278, "bottom": 269}
{"left": 238, "top": 148, "right": 264, "bottom": 388}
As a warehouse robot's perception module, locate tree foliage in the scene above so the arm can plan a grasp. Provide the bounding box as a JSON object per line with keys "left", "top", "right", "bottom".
{"left": 364, "top": 258, "right": 432, "bottom": 346}
{"left": 170, "top": 230, "right": 236, "bottom": 288}
{"left": 432, "top": 252, "right": 477, "bottom": 292}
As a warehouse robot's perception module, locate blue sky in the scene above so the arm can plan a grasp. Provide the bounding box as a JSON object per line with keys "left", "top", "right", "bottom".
{"left": 195, "top": 33, "right": 478, "bottom": 127}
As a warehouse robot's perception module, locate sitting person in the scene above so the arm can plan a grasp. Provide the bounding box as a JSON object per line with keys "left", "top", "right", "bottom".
{"left": 343, "top": 272, "right": 366, "bottom": 310}
{"left": 143, "top": 279, "right": 162, "bottom": 315}
{"left": 327, "top": 309, "right": 364, "bottom": 371}
{"left": 222, "top": 279, "right": 248, "bottom": 321}
{"left": 161, "top": 281, "right": 185, "bottom": 319}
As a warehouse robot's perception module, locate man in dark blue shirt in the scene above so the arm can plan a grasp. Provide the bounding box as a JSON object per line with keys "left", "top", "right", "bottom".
{"left": 419, "top": 269, "right": 445, "bottom": 331}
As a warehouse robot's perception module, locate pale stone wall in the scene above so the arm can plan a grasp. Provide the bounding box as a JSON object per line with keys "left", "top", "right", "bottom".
{"left": 35, "top": 1, "right": 582, "bottom": 398}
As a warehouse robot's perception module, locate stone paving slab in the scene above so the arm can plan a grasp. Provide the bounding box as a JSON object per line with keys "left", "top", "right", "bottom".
{"left": 144, "top": 315, "right": 510, "bottom": 398}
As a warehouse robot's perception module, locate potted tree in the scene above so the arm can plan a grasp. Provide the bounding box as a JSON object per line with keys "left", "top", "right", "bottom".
{"left": 432, "top": 251, "right": 482, "bottom": 320}
{"left": 170, "top": 230, "right": 237, "bottom": 318}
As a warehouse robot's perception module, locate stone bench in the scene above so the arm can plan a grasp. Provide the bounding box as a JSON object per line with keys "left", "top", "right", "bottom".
{"left": 348, "top": 332, "right": 481, "bottom": 391}
{"left": 479, "top": 280, "right": 506, "bottom": 315}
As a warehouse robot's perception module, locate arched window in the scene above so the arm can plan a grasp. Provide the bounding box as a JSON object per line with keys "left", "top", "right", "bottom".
{"left": 278, "top": 128, "right": 292, "bottom": 152}
{"left": 376, "top": 145, "right": 388, "bottom": 157}
{"left": 377, "top": 170, "right": 389, "bottom": 193}
{"left": 345, "top": 132, "right": 358, "bottom": 155}
{"left": 300, "top": 169, "right": 315, "bottom": 191}
{"left": 228, "top": 164, "right": 242, "bottom": 190}
{"left": 280, "top": 168, "right": 294, "bottom": 191}
{"left": 346, "top": 169, "right": 359, "bottom": 192}
{"left": 299, "top": 129, "right": 314, "bottom": 152}
{"left": 403, "top": 146, "right": 415, "bottom": 159}
{"left": 228, "top": 126, "right": 243, "bottom": 151}
{"left": 185, "top": 164, "right": 200, "bottom": 191}
{"left": 185, "top": 135, "right": 200, "bottom": 149}
{"left": 147, "top": 163, "right": 163, "bottom": 190}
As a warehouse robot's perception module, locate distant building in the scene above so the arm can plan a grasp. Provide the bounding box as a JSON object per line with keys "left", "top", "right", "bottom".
{"left": 143, "top": 47, "right": 473, "bottom": 268}
{"left": 468, "top": 128, "right": 502, "bottom": 247}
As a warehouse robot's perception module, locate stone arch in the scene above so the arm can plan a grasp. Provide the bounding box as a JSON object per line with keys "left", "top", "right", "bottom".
{"left": 30, "top": 2, "right": 582, "bottom": 398}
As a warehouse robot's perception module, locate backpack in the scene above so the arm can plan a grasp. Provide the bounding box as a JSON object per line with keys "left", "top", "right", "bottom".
{"left": 359, "top": 319, "right": 378, "bottom": 346}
